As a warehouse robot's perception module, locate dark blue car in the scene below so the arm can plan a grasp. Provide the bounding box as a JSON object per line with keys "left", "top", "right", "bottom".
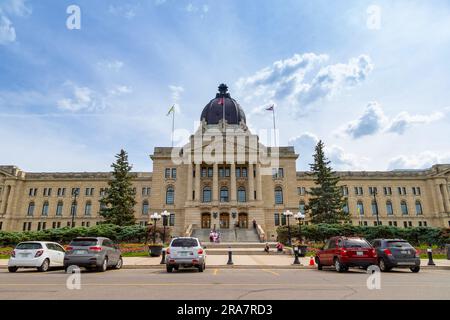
{"left": 372, "top": 239, "right": 420, "bottom": 272}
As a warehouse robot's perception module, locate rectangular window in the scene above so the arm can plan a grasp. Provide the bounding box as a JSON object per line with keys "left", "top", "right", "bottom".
{"left": 43, "top": 188, "right": 52, "bottom": 197}
{"left": 169, "top": 213, "right": 175, "bottom": 226}
{"left": 236, "top": 167, "right": 241, "bottom": 178}
{"left": 417, "top": 187, "right": 421, "bottom": 195}
{"left": 165, "top": 168, "right": 171, "bottom": 178}
{"left": 369, "top": 187, "right": 377, "bottom": 195}
{"left": 71, "top": 188, "right": 80, "bottom": 196}
{"left": 23, "top": 222, "right": 27, "bottom": 231}
{"left": 274, "top": 213, "right": 280, "bottom": 226}
{"left": 408, "top": 221, "right": 412, "bottom": 227}
{"left": 423, "top": 221, "right": 427, "bottom": 227}
{"left": 341, "top": 186, "right": 348, "bottom": 196}
{"left": 57, "top": 188, "right": 66, "bottom": 197}
{"left": 171, "top": 168, "right": 177, "bottom": 179}
{"left": 403, "top": 221, "right": 408, "bottom": 228}
{"left": 418, "top": 221, "right": 422, "bottom": 227}
{"left": 403, "top": 187, "right": 407, "bottom": 195}
{"left": 242, "top": 167, "right": 247, "bottom": 177}
{"left": 398, "top": 187, "right": 402, "bottom": 195}
{"left": 281, "top": 214, "right": 286, "bottom": 226}
{"left": 207, "top": 167, "right": 213, "bottom": 177}
{"left": 0, "top": 221, "right": 2, "bottom": 230}
{"left": 225, "top": 168, "right": 230, "bottom": 177}
{"left": 219, "top": 167, "right": 224, "bottom": 177}
{"left": 37, "top": 222, "right": 42, "bottom": 231}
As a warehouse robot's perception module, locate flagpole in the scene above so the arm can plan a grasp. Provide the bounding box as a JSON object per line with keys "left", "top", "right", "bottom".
{"left": 171, "top": 106, "right": 175, "bottom": 147}
{"left": 272, "top": 105, "right": 276, "bottom": 147}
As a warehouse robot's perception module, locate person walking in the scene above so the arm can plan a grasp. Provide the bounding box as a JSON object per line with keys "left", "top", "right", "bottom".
{"left": 252, "top": 218, "right": 257, "bottom": 229}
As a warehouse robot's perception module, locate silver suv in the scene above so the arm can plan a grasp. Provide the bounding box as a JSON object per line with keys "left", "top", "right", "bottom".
{"left": 165, "top": 237, "right": 206, "bottom": 272}
{"left": 64, "top": 237, "right": 123, "bottom": 272}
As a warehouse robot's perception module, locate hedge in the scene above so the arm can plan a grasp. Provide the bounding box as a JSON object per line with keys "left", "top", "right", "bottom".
{"left": 276, "top": 224, "right": 450, "bottom": 247}
{"left": 0, "top": 224, "right": 169, "bottom": 246}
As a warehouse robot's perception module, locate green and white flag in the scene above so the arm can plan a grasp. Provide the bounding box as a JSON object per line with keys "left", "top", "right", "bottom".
{"left": 166, "top": 104, "right": 175, "bottom": 116}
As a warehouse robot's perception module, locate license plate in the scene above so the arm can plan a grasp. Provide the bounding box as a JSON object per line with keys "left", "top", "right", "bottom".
{"left": 179, "top": 252, "right": 188, "bottom": 257}
{"left": 74, "top": 250, "right": 87, "bottom": 255}
{"left": 401, "top": 250, "right": 408, "bottom": 254}
{"left": 20, "top": 253, "right": 30, "bottom": 257}
{"left": 398, "top": 262, "right": 412, "bottom": 265}
{"left": 356, "top": 251, "right": 364, "bottom": 256}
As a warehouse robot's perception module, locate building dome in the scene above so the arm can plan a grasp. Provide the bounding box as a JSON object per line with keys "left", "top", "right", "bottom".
{"left": 200, "top": 84, "right": 246, "bottom": 125}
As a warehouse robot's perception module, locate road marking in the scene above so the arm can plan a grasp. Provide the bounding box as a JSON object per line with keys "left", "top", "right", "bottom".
{"left": 213, "top": 269, "right": 219, "bottom": 275}
{"left": 261, "top": 269, "right": 280, "bottom": 276}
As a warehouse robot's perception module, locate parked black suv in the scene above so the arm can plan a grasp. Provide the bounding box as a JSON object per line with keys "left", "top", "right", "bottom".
{"left": 372, "top": 239, "right": 420, "bottom": 273}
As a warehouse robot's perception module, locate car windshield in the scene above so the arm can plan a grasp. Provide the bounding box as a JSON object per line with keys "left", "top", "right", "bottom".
{"left": 16, "top": 243, "right": 42, "bottom": 250}
{"left": 70, "top": 239, "right": 98, "bottom": 246}
{"left": 387, "top": 241, "right": 413, "bottom": 248}
{"left": 344, "top": 239, "right": 371, "bottom": 248}
{"left": 171, "top": 239, "right": 198, "bottom": 247}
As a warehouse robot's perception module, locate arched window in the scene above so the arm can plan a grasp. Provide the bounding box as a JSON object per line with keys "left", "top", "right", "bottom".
{"left": 371, "top": 200, "right": 378, "bottom": 216}
{"left": 27, "top": 202, "right": 35, "bottom": 216}
{"left": 386, "top": 200, "right": 393, "bottom": 215}
{"left": 202, "top": 187, "right": 211, "bottom": 203}
{"left": 166, "top": 186, "right": 174, "bottom": 204}
{"left": 84, "top": 201, "right": 92, "bottom": 216}
{"left": 56, "top": 201, "right": 63, "bottom": 216}
{"left": 275, "top": 187, "right": 283, "bottom": 204}
{"left": 42, "top": 201, "right": 49, "bottom": 216}
{"left": 357, "top": 201, "right": 364, "bottom": 215}
{"left": 415, "top": 200, "right": 423, "bottom": 215}
{"left": 299, "top": 201, "right": 306, "bottom": 214}
{"left": 142, "top": 200, "right": 149, "bottom": 215}
{"left": 220, "top": 187, "right": 229, "bottom": 202}
{"left": 401, "top": 200, "right": 408, "bottom": 215}
{"left": 342, "top": 201, "right": 349, "bottom": 214}
{"left": 238, "top": 187, "right": 246, "bottom": 202}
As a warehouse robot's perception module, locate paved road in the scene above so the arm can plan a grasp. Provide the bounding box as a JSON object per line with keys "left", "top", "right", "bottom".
{"left": 0, "top": 267, "right": 449, "bottom": 300}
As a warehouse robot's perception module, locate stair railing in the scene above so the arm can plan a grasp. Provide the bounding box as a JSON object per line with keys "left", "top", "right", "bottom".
{"left": 184, "top": 224, "right": 193, "bottom": 237}
{"left": 256, "top": 225, "right": 266, "bottom": 243}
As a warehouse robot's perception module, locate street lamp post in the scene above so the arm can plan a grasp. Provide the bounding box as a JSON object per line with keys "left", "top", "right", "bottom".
{"left": 372, "top": 189, "right": 380, "bottom": 226}
{"left": 150, "top": 212, "right": 161, "bottom": 244}
{"left": 71, "top": 189, "right": 79, "bottom": 228}
{"left": 294, "top": 212, "right": 306, "bottom": 244}
{"left": 161, "top": 210, "right": 171, "bottom": 244}
{"left": 283, "top": 210, "right": 293, "bottom": 246}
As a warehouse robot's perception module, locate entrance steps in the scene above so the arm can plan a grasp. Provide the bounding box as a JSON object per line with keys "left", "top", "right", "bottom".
{"left": 191, "top": 228, "right": 260, "bottom": 243}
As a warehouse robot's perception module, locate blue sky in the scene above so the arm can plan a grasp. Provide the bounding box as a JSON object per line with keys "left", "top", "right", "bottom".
{"left": 1, "top": 0, "right": 449, "bottom": 172}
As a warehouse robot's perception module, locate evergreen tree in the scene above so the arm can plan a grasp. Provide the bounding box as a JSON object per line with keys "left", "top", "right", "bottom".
{"left": 306, "top": 140, "right": 349, "bottom": 224}
{"left": 99, "top": 149, "right": 137, "bottom": 226}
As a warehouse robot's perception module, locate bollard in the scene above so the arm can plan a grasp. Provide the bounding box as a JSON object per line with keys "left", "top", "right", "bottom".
{"left": 427, "top": 247, "right": 435, "bottom": 266}
{"left": 293, "top": 246, "right": 300, "bottom": 265}
{"left": 227, "top": 246, "right": 234, "bottom": 265}
{"left": 160, "top": 249, "right": 166, "bottom": 264}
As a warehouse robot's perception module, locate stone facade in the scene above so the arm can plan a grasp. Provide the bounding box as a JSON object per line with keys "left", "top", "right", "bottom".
{"left": 1, "top": 85, "right": 449, "bottom": 239}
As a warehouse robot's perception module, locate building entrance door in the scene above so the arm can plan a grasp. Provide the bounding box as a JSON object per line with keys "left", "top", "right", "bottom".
{"left": 201, "top": 213, "right": 211, "bottom": 229}
{"left": 238, "top": 213, "right": 248, "bottom": 228}
{"left": 219, "top": 213, "right": 230, "bottom": 229}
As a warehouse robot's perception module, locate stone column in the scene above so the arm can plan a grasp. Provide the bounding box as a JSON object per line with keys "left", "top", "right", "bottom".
{"left": 441, "top": 183, "right": 450, "bottom": 212}
{"left": 255, "top": 163, "right": 262, "bottom": 201}
{"left": 435, "top": 182, "right": 445, "bottom": 213}
{"left": 0, "top": 184, "right": 9, "bottom": 214}
{"left": 230, "top": 163, "right": 236, "bottom": 201}
{"left": 213, "top": 163, "right": 219, "bottom": 202}
{"left": 187, "top": 162, "right": 193, "bottom": 201}
{"left": 4, "top": 184, "right": 15, "bottom": 215}
{"left": 248, "top": 163, "right": 254, "bottom": 201}
{"left": 194, "top": 163, "right": 200, "bottom": 201}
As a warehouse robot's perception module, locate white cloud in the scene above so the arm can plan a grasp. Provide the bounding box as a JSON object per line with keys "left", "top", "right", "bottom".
{"left": 108, "top": 4, "right": 137, "bottom": 19}
{"left": 339, "top": 102, "right": 446, "bottom": 139}
{"left": 0, "top": 14, "right": 16, "bottom": 44}
{"left": 1, "top": 0, "right": 32, "bottom": 17}
{"left": 169, "top": 85, "right": 184, "bottom": 114}
{"left": 288, "top": 132, "right": 367, "bottom": 171}
{"left": 387, "top": 111, "right": 445, "bottom": 134}
{"left": 97, "top": 59, "right": 124, "bottom": 71}
{"left": 388, "top": 151, "right": 450, "bottom": 170}
{"left": 57, "top": 82, "right": 132, "bottom": 112}
{"left": 236, "top": 53, "right": 373, "bottom": 115}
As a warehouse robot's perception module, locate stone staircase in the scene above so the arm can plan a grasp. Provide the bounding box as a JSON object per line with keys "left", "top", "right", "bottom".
{"left": 191, "top": 228, "right": 260, "bottom": 243}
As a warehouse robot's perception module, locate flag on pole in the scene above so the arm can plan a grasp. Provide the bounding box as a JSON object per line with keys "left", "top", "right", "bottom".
{"left": 265, "top": 105, "right": 274, "bottom": 111}
{"left": 166, "top": 104, "right": 175, "bottom": 116}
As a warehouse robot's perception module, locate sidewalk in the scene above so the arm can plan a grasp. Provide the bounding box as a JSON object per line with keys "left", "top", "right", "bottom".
{"left": 1, "top": 256, "right": 449, "bottom": 269}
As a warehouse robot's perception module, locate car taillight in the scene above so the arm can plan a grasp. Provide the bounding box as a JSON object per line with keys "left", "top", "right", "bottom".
{"left": 371, "top": 249, "right": 377, "bottom": 257}
{"left": 166, "top": 248, "right": 170, "bottom": 254}
{"left": 65, "top": 246, "right": 73, "bottom": 251}
{"left": 340, "top": 249, "right": 347, "bottom": 256}
{"left": 35, "top": 250, "right": 44, "bottom": 257}
{"left": 415, "top": 249, "right": 420, "bottom": 258}
{"left": 383, "top": 248, "right": 392, "bottom": 256}
{"left": 198, "top": 249, "right": 204, "bottom": 255}
{"left": 89, "top": 246, "right": 102, "bottom": 252}
{"left": 11, "top": 250, "right": 15, "bottom": 258}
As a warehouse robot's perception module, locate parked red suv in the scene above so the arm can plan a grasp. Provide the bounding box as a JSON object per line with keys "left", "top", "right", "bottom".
{"left": 315, "top": 236, "right": 377, "bottom": 272}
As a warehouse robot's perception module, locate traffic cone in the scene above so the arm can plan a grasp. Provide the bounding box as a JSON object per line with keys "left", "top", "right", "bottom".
{"left": 309, "top": 256, "right": 315, "bottom": 266}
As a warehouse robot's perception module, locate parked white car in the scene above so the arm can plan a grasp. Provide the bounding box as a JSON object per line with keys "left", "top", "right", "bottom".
{"left": 8, "top": 241, "right": 66, "bottom": 272}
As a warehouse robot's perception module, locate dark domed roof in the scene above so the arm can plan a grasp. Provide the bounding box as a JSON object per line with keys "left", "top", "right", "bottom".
{"left": 200, "top": 84, "right": 246, "bottom": 125}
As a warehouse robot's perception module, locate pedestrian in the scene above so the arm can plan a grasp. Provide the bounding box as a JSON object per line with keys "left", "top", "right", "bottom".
{"left": 209, "top": 230, "right": 214, "bottom": 242}
{"left": 264, "top": 243, "right": 270, "bottom": 254}
{"left": 276, "top": 242, "right": 284, "bottom": 253}
{"left": 252, "top": 218, "right": 257, "bottom": 229}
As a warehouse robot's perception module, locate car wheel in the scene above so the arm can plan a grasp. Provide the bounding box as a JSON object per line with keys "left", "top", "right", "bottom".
{"left": 316, "top": 257, "right": 323, "bottom": 270}
{"left": 410, "top": 266, "right": 420, "bottom": 273}
{"left": 334, "top": 258, "right": 346, "bottom": 273}
{"left": 166, "top": 265, "right": 173, "bottom": 273}
{"left": 38, "top": 259, "right": 50, "bottom": 272}
{"left": 8, "top": 266, "right": 18, "bottom": 273}
{"left": 98, "top": 257, "right": 108, "bottom": 272}
{"left": 114, "top": 257, "right": 123, "bottom": 270}
{"left": 379, "top": 258, "right": 390, "bottom": 272}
